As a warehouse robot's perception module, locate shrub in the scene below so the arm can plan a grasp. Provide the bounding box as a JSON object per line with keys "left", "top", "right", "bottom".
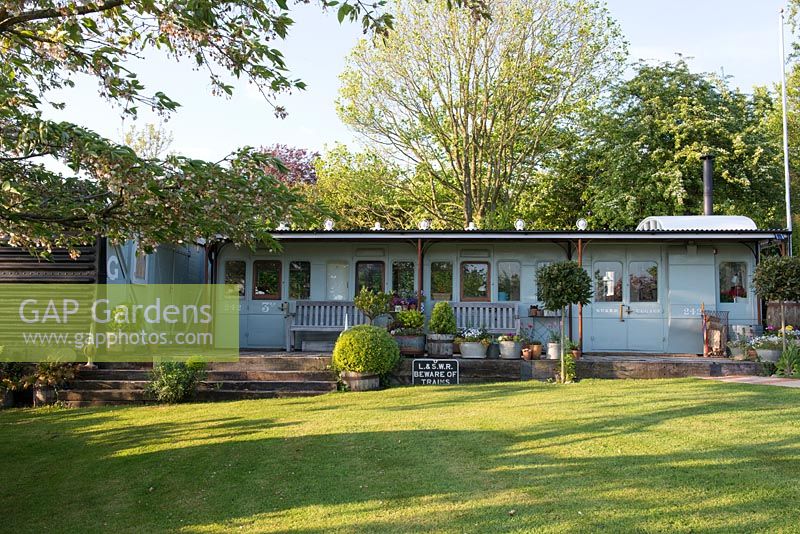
{"left": 354, "top": 288, "right": 392, "bottom": 324}
{"left": 776, "top": 344, "right": 800, "bottom": 377}
{"left": 332, "top": 325, "right": 400, "bottom": 375}
{"left": 0, "top": 363, "right": 34, "bottom": 392}
{"left": 560, "top": 352, "right": 577, "bottom": 382}
{"left": 429, "top": 302, "right": 457, "bottom": 335}
{"left": 395, "top": 310, "right": 424, "bottom": 332}
{"left": 32, "top": 362, "right": 76, "bottom": 389}
{"left": 146, "top": 357, "right": 207, "bottom": 403}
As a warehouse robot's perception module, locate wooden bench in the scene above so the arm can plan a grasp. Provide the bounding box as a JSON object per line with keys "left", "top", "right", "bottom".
{"left": 450, "top": 302, "right": 520, "bottom": 335}
{"left": 287, "top": 301, "right": 367, "bottom": 351}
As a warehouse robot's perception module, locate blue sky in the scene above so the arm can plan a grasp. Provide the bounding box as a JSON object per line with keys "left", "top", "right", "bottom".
{"left": 47, "top": 0, "right": 791, "bottom": 161}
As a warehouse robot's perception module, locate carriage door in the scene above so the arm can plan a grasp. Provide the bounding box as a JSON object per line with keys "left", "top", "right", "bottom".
{"left": 247, "top": 260, "right": 285, "bottom": 348}
{"left": 589, "top": 248, "right": 664, "bottom": 352}
{"left": 625, "top": 250, "right": 664, "bottom": 352}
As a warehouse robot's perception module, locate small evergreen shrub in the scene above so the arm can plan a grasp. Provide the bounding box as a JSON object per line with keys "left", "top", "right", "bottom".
{"left": 429, "top": 302, "right": 457, "bottom": 335}
{"left": 146, "top": 358, "right": 207, "bottom": 403}
{"left": 332, "top": 325, "right": 401, "bottom": 375}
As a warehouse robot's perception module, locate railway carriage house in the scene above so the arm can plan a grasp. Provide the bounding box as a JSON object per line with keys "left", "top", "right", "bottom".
{"left": 214, "top": 215, "right": 788, "bottom": 355}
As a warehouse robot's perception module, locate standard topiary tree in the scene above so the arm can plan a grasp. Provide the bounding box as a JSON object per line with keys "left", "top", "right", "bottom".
{"left": 353, "top": 288, "right": 392, "bottom": 324}
{"left": 332, "top": 325, "right": 401, "bottom": 390}
{"left": 753, "top": 255, "right": 800, "bottom": 351}
{"left": 537, "top": 261, "right": 592, "bottom": 382}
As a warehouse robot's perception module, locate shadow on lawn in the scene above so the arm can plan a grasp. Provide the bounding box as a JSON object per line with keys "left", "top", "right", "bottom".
{"left": 2, "top": 384, "right": 800, "bottom": 532}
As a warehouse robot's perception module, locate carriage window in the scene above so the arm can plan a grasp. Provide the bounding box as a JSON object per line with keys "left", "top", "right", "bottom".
{"left": 253, "top": 260, "right": 281, "bottom": 300}
{"left": 720, "top": 262, "right": 748, "bottom": 302}
{"left": 392, "top": 261, "right": 415, "bottom": 297}
{"left": 497, "top": 261, "right": 520, "bottom": 301}
{"left": 430, "top": 261, "right": 453, "bottom": 301}
{"left": 224, "top": 260, "right": 246, "bottom": 298}
{"left": 289, "top": 261, "right": 311, "bottom": 300}
{"left": 594, "top": 261, "right": 622, "bottom": 302}
{"left": 630, "top": 261, "right": 658, "bottom": 302}
{"left": 356, "top": 261, "right": 384, "bottom": 293}
{"left": 461, "top": 262, "right": 490, "bottom": 301}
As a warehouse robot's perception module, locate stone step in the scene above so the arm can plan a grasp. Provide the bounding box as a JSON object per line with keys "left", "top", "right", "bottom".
{"left": 61, "top": 399, "right": 148, "bottom": 408}
{"left": 207, "top": 356, "right": 331, "bottom": 372}
{"left": 198, "top": 380, "right": 336, "bottom": 392}
{"left": 196, "top": 389, "right": 331, "bottom": 401}
{"left": 76, "top": 369, "right": 151, "bottom": 381}
{"left": 63, "top": 380, "right": 149, "bottom": 391}
{"left": 96, "top": 362, "right": 154, "bottom": 370}
{"left": 59, "top": 389, "right": 147, "bottom": 402}
{"left": 205, "top": 370, "right": 335, "bottom": 381}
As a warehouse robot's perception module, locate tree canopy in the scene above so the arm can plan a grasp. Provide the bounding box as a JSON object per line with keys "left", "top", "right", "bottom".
{"left": 1, "top": 0, "right": 486, "bottom": 253}
{"left": 338, "top": 0, "right": 625, "bottom": 227}
{"left": 563, "top": 59, "right": 784, "bottom": 230}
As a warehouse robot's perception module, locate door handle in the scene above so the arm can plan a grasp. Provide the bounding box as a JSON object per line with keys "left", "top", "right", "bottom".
{"left": 619, "top": 304, "right": 625, "bottom": 322}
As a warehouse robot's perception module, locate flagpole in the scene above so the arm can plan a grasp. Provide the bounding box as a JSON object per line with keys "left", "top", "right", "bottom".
{"left": 780, "top": 7, "right": 793, "bottom": 256}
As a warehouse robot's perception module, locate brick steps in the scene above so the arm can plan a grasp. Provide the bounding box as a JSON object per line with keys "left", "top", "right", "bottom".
{"left": 58, "top": 355, "right": 337, "bottom": 407}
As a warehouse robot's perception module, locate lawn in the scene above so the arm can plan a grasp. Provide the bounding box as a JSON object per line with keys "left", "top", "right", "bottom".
{"left": 2, "top": 379, "right": 800, "bottom": 533}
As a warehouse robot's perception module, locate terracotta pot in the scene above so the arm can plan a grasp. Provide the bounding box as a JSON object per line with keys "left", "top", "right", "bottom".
{"left": 571, "top": 349, "right": 581, "bottom": 359}
{"left": 530, "top": 344, "right": 542, "bottom": 359}
{"left": 340, "top": 371, "right": 380, "bottom": 391}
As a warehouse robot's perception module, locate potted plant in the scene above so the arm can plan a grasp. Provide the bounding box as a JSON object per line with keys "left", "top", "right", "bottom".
{"left": 391, "top": 310, "right": 426, "bottom": 356}
{"left": 546, "top": 331, "right": 561, "bottom": 360}
{"left": 753, "top": 255, "right": 800, "bottom": 353}
{"left": 751, "top": 332, "right": 783, "bottom": 363}
{"left": 354, "top": 287, "right": 392, "bottom": 325}
{"left": 567, "top": 340, "right": 581, "bottom": 359}
{"left": 427, "top": 301, "right": 457, "bottom": 357}
{"left": 332, "top": 325, "right": 401, "bottom": 391}
{"left": 727, "top": 334, "right": 750, "bottom": 361}
{"left": 32, "top": 361, "right": 76, "bottom": 406}
{"left": 529, "top": 340, "right": 543, "bottom": 359}
{"left": 537, "top": 261, "right": 592, "bottom": 383}
{"left": 497, "top": 335, "right": 522, "bottom": 359}
{"left": 455, "top": 328, "right": 490, "bottom": 359}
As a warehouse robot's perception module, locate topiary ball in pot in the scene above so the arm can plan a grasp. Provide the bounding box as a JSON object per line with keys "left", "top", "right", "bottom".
{"left": 332, "top": 325, "right": 401, "bottom": 391}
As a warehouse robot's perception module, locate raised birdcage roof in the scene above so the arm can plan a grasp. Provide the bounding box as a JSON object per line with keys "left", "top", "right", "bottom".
{"left": 635, "top": 215, "right": 758, "bottom": 232}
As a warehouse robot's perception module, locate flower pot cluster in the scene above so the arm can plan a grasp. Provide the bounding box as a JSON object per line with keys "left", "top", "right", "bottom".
{"left": 726, "top": 325, "right": 800, "bottom": 363}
